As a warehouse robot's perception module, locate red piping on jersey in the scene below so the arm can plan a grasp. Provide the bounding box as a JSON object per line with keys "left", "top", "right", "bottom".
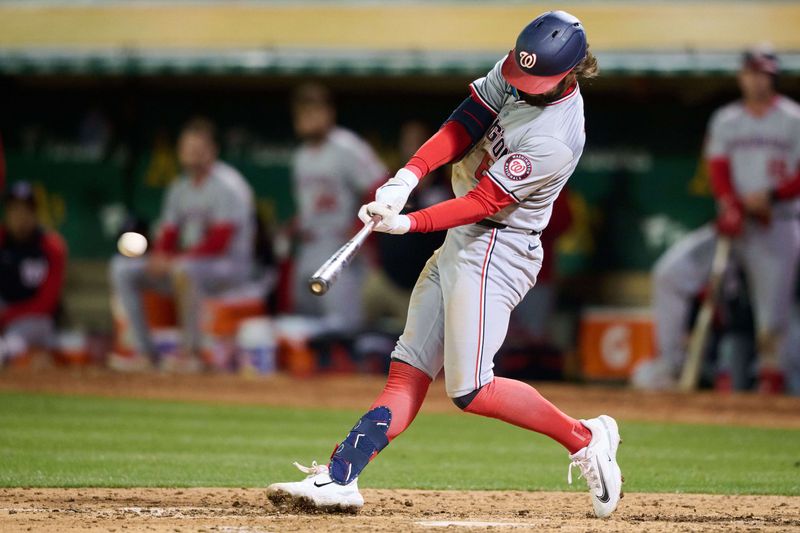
{"left": 0, "top": 231, "right": 67, "bottom": 327}
{"left": 709, "top": 157, "right": 737, "bottom": 202}
{"left": 474, "top": 229, "right": 497, "bottom": 390}
{"left": 469, "top": 84, "right": 500, "bottom": 115}
{"left": 405, "top": 120, "right": 474, "bottom": 179}
{"left": 408, "top": 177, "right": 516, "bottom": 233}
{"left": 545, "top": 83, "right": 578, "bottom": 106}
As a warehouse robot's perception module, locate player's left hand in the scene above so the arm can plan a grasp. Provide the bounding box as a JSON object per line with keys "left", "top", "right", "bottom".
{"left": 374, "top": 168, "right": 418, "bottom": 212}
{"left": 358, "top": 202, "right": 411, "bottom": 235}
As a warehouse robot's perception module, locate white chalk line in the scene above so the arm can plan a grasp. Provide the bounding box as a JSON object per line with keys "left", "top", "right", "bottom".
{"left": 416, "top": 520, "right": 536, "bottom": 529}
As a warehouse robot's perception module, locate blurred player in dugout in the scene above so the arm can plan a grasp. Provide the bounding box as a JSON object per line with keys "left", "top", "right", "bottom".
{"left": 0, "top": 182, "right": 67, "bottom": 357}
{"left": 640, "top": 48, "right": 800, "bottom": 394}
{"left": 363, "top": 120, "right": 450, "bottom": 329}
{"left": 288, "top": 84, "right": 387, "bottom": 331}
{"left": 109, "top": 118, "right": 256, "bottom": 372}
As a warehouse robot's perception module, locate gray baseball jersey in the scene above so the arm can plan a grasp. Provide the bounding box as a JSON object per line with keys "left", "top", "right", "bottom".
{"left": 706, "top": 96, "right": 800, "bottom": 215}
{"left": 393, "top": 57, "right": 585, "bottom": 397}
{"left": 159, "top": 161, "right": 255, "bottom": 263}
{"left": 293, "top": 127, "right": 387, "bottom": 240}
{"left": 452, "top": 57, "right": 585, "bottom": 233}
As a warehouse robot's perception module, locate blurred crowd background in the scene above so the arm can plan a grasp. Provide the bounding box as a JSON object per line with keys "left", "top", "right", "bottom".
{"left": 0, "top": 1, "right": 799, "bottom": 394}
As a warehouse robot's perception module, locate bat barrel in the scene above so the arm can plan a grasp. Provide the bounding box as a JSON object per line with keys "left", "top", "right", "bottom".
{"left": 307, "top": 217, "right": 378, "bottom": 295}
{"left": 308, "top": 278, "right": 329, "bottom": 296}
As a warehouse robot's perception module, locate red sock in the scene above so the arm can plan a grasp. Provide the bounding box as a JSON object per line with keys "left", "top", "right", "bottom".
{"left": 370, "top": 360, "right": 432, "bottom": 441}
{"left": 464, "top": 377, "right": 592, "bottom": 454}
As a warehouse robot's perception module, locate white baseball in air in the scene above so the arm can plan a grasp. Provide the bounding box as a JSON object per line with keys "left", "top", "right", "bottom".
{"left": 117, "top": 231, "right": 148, "bottom": 257}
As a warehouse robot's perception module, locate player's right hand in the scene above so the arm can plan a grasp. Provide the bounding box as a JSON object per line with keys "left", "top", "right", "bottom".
{"left": 715, "top": 198, "right": 744, "bottom": 236}
{"left": 374, "top": 168, "right": 418, "bottom": 213}
{"left": 358, "top": 202, "right": 410, "bottom": 235}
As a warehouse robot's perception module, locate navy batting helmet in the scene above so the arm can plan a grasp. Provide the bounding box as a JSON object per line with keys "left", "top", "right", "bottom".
{"left": 501, "top": 11, "right": 588, "bottom": 95}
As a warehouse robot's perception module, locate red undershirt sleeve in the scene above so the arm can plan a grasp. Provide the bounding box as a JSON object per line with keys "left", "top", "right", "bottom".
{"left": 407, "top": 177, "right": 516, "bottom": 233}
{"left": 405, "top": 119, "right": 476, "bottom": 179}
{"left": 153, "top": 224, "right": 179, "bottom": 254}
{"left": 186, "top": 222, "right": 236, "bottom": 257}
{"left": 0, "top": 233, "right": 67, "bottom": 326}
{"left": 708, "top": 157, "right": 737, "bottom": 202}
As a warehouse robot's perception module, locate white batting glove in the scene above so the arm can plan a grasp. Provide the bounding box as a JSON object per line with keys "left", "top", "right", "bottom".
{"left": 374, "top": 168, "right": 418, "bottom": 212}
{"left": 358, "top": 202, "right": 411, "bottom": 235}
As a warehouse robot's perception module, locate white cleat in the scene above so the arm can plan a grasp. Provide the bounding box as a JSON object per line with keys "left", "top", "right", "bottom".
{"left": 568, "top": 415, "right": 624, "bottom": 518}
{"left": 267, "top": 461, "right": 364, "bottom": 513}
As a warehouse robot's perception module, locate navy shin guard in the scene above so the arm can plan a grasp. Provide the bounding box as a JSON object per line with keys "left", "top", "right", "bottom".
{"left": 329, "top": 406, "right": 392, "bottom": 485}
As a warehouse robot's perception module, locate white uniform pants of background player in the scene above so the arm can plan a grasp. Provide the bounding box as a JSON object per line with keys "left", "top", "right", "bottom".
{"left": 293, "top": 239, "right": 365, "bottom": 333}
{"left": 110, "top": 255, "right": 251, "bottom": 357}
{"left": 653, "top": 218, "right": 800, "bottom": 378}
{"left": 393, "top": 223, "right": 542, "bottom": 398}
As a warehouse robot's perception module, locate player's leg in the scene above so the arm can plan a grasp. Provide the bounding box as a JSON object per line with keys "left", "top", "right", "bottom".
{"left": 3, "top": 315, "right": 56, "bottom": 354}
{"left": 108, "top": 255, "right": 163, "bottom": 361}
{"left": 638, "top": 224, "right": 718, "bottom": 388}
{"left": 438, "top": 226, "right": 590, "bottom": 451}
{"left": 738, "top": 219, "right": 800, "bottom": 393}
{"left": 267, "top": 250, "right": 445, "bottom": 511}
{"left": 170, "top": 257, "right": 249, "bottom": 363}
{"left": 439, "top": 226, "right": 621, "bottom": 518}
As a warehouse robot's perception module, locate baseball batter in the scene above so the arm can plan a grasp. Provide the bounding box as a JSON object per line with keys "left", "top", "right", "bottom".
{"left": 648, "top": 48, "right": 800, "bottom": 394}
{"left": 269, "top": 11, "right": 623, "bottom": 518}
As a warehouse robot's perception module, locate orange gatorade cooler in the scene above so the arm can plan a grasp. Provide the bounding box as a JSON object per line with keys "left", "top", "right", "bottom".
{"left": 201, "top": 297, "right": 266, "bottom": 370}
{"left": 578, "top": 307, "right": 655, "bottom": 380}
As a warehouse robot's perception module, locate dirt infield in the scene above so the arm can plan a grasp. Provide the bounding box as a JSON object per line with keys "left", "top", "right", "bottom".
{"left": 1, "top": 487, "right": 798, "bottom": 532}
{"left": 1, "top": 367, "right": 799, "bottom": 428}
{"left": 2, "top": 368, "right": 800, "bottom": 531}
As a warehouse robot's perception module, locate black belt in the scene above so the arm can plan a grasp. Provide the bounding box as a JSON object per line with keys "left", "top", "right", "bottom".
{"left": 476, "top": 218, "right": 507, "bottom": 230}
{"left": 476, "top": 218, "right": 541, "bottom": 235}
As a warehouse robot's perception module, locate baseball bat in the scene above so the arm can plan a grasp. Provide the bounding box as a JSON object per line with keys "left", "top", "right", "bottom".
{"left": 678, "top": 236, "right": 731, "bottom": 392}
{"left": 308, "top": 216, "right": 380, "bottom": 296}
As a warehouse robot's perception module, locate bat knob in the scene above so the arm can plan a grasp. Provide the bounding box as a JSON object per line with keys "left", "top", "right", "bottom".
{"left": 308, "top": 278, "right": 329, "bottom": 296}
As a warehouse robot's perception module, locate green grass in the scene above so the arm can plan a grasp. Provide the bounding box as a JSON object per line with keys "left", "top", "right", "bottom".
{"left": 0, "top": 392, "right": 798, "bottom": 495}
